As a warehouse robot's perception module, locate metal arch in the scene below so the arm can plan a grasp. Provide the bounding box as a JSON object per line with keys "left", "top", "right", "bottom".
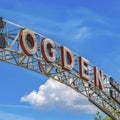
{"left": 0, "top": 19, "right": 120, "bottom": 120}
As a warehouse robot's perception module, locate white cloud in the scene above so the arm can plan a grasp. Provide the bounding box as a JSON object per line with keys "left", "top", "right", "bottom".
{"left": 74, "top": 27, "right": 91, "bottom": 40}
{"left": 21, "top": 78, "right": 97, "bottom": 114}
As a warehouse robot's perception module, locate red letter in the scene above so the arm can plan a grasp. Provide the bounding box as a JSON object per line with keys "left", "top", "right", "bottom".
{"left": 20, "top": 29, "right": 37, "bottom": 56}
{"left": 61, "top": 46, "right": 74, "bottom": 71}
{"left": 79, "top": 56, "right": 90, "bottom": 81}
{"left": 94, "top": 67, "right": 105, "bottom": 91}
{"left": 41, "top": 38, "right": 56, "bottom": 63}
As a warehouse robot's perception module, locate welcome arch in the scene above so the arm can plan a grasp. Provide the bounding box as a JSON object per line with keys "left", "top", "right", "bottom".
{"left": 0, "top": 17, "right": 120, "bottom": 120}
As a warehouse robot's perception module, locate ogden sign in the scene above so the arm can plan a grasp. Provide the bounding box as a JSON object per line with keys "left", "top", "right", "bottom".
{"left": 19, "top": 28, "right": 120, "bottom": 104}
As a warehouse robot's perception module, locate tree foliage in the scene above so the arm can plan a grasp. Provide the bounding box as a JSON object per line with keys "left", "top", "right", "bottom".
{"left": 94, "top": 111, "right": 113, "bottom": 120}
{"left": 104, "top": 116, "right": 113, "bottom": 120}
{"left": 94, "top": 111, "right": 104, "bottom": 120}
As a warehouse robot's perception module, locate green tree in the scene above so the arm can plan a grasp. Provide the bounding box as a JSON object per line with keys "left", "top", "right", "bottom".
{"left": 94, "top": 111, "right": 104, "bottom": 120}
{"left": 104, "top": 116, "right": 113, "bottom": 120}
{"left": 94, "top": 111, "right": 113, "bottom": 120}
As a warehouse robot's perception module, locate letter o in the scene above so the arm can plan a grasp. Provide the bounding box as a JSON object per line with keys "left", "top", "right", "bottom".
{"left": 20, "top": 29, "right": 37, "bottom": 56}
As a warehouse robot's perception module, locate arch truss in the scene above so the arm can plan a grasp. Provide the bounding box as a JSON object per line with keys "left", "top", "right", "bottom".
{"left": 0, "top": 17, "right": 120, "bottom": 120}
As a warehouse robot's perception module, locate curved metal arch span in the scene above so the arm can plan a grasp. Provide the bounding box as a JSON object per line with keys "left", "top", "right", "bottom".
{"left": 0, "top": 18, "right": 120, "bottom": 120}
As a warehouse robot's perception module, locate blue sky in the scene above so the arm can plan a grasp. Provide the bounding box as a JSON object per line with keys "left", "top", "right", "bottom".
{"left": 0, "top": 0, "right": 120, "bottom": 120}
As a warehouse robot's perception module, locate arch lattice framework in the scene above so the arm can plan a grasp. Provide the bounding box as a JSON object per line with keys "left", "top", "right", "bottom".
{"left": 0, "top": 18, "right": 120, "bottom": 120}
